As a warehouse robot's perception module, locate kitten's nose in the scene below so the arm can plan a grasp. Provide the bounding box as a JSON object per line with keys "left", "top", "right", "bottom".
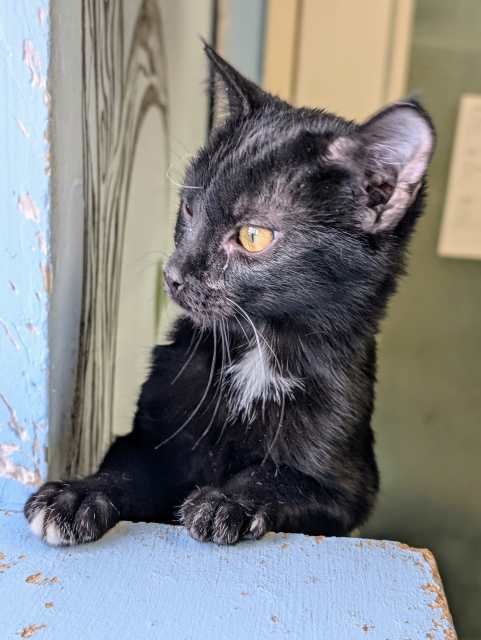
{"left": 164, "top": 262, "right": 185, "bottom": 294}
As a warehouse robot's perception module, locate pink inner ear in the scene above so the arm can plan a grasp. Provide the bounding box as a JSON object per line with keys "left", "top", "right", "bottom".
{"left": 360, "top": 105, "right": 434, "bottom": 233}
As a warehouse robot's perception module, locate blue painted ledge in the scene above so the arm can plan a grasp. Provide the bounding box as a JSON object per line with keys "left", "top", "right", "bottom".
{"left": 0, "top": 511, "right": 456, "bottom": 639}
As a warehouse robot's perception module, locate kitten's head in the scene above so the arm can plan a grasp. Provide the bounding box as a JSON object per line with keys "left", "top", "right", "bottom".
{"left": 164, "top": 44, "right": 435, "bottom": 336}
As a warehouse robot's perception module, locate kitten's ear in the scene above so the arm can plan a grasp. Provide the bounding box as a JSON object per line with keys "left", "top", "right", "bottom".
{"left": 203, "top": 42, "right": 267, "bottom": 125}
{"left": 357, "top": 101, "right": 435, "bottom": 233}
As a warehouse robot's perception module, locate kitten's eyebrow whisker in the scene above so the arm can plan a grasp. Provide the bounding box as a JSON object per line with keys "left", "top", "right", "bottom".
{"left": 166, "top": 163, "right": 202, "bottom": 191}
{"left": 155, "top": 322, "right": 217, "bottom": 449}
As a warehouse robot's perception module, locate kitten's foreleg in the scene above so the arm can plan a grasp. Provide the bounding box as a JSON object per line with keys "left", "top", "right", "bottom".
{"left": 24, "top": 433, "right": 165, "bottom": 546}
{"left": 180, "top": 463, "right": 375, "bottom": 544}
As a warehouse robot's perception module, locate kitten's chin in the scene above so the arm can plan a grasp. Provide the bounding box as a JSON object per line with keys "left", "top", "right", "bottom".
{"left": 165, "top": 284, "right": 231, "bottom": 325}
{"left": 170, "top": 298, "right": 227, "bottom": 327}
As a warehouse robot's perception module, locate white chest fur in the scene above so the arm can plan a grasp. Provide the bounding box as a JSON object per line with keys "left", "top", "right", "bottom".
{"left": 226, "top": 344, "right": 302, "bottom": 419}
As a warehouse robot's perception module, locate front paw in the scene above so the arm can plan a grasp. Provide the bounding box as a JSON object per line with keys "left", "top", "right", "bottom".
{"left": 179, "top": 486, "right": 268, "bottom": 545}
{"left": 24, "top": 481, "right": 119, "bottom": 546}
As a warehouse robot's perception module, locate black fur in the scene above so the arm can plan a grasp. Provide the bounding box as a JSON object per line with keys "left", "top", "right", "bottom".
{"left": 25, "top": 45, "right": 435, "bottom": 545}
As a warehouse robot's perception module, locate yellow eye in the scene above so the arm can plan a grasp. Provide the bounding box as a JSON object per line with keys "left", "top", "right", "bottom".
{"left": 238, "top": 225, "right": 274, "bottom": 253}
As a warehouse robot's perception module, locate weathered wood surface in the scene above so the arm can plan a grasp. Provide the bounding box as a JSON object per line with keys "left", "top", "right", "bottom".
{"left": 69, "top": 0, "right": 169, "bottom": 478}
{"left": 0, "top": 511, "right": 456, "bottom": 639}
{"left": 0, "top": 1, "right": 50, "bottom": 507}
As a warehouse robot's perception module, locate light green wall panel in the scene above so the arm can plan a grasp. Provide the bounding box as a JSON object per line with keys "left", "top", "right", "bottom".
{"left": 364, "top": 2, "right": 481, "bottom": 637}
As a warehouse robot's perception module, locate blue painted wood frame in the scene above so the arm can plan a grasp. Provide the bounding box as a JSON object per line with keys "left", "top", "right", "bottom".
{"left": 0, "top": 513, "right": 458, "bottom": 639}
{"left": 0, "top": 1, "right": 50, "bottom": 509}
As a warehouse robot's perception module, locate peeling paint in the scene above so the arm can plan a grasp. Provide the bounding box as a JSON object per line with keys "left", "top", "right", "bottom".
{"left": 26, "top": 323, "right": 40, "bottom": 336}
{"left": 361, "top": 623, "right": 375, "bottom": 634}
{"left": 0, "top": 443, "right": 41, "bottom": 486}
{"left": 0, "top": 319, "right": 21, "bottom": 351}
{"left": 16, "top": 119, "right": 31, "bottom": 139}
{"left": 25, "top": 572, "right": 59, "bottom": 586}
{"left": 37, "top": 7, "right": 47, "bottom": 26}
{"left": 40, "top": 262, "right": 52, "bottom": 294}
{"left": 3, "top": 10, "right": 53, "bottom": 483}
{"left": 36, "top": 232, "right": 47, "bottom": 256}
{"left": 0, "top": 394, "right": 28, "bottom": 440}
{"left": 18, "top": 193, "right": 40, "bottom": 223}
{"left": 18, "top": 623, "right": 47, "bottom": 638}
{"left": 419, "top": 549, "right": 457, "bottom": 640}
{"left": 44, "top": 150, "right": 51, "bottom": 176}
{"left": 23, "top": 39, "right": 44, "bottom": 89}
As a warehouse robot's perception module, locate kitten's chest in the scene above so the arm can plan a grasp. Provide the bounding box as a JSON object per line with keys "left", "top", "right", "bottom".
{"left": 226, "top": 344, "right": 302, "bottom": 421}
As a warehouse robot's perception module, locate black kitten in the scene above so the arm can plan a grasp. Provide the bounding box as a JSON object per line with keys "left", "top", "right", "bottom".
{"left": 25, "top": 45, "right": 434, "bottom": 546}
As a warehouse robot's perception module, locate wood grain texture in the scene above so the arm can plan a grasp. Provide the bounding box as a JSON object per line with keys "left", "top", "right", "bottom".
{"left": 69, "top": 0, "right": 169, "bottom": 477}
{"left": 263, "top": 0, "right": 414, "bottom": 119}
{"left": 0, "top": 1, "right": 50, "bottom": 507}
{"left": 263, "top": 0, "right": 301, "bottom": 100}
{"left": 0, "top": 511, "right": 457, "bottom": 639}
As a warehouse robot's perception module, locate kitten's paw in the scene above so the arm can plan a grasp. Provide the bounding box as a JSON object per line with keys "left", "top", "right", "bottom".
{"left": 179, "top": 486, "right": 268, "bottom": 545}
{"left": 24, "top": 481, "right": 119, "bottom": 546}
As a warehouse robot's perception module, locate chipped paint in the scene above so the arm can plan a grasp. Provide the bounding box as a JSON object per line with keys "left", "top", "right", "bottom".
{"left": 0, "top": 319, "right": 21, "bottom": 351}
{"left": 0, "top": 443, "right": 41, "bottom": 486}
{"left": 26, "top": 323, "right": 40, "bottom": 336}
{"left": 16, "top": 119, "right": 31, "bottom": 139}
{"left": 18, "top": 623, "right": 47, "bottom": 638}
{"left": 25, "top": 572, "right": 59, "bottom": 586}
{"left": 23, "top": 40, "right": 44, "bottom": 89}
{"left": 38, "top": 7, "right": 47, "bottom": 26}
{"left": 0, "top": 394, "right": 28, "bottom": 440}
{"left": 40, "top": 263, "right": 53, "bottom": 295}
{"left": 18, "top": 193, "right": 40, "bottom": 223}
{"left": 35, "top": 232, "right": 48, "bottom": 256}
{"left": 0, "top": 0, "right": 49, "bottom": 510}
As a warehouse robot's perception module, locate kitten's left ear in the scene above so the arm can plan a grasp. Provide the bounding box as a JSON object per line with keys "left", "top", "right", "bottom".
{"left": 203, "top": 42, "right": 268, "bottom": 125}
{"left": 357, "top": 101, "right": 435, "bottom": 233}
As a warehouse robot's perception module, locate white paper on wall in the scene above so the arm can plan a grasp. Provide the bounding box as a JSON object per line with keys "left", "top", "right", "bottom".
{"left": 438, "top": 94, "right": 481, "bottom": 260}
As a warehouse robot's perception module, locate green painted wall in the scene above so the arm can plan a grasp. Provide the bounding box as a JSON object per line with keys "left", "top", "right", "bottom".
{"left": 364, "top": 2, "right": 481, "bottom": 638}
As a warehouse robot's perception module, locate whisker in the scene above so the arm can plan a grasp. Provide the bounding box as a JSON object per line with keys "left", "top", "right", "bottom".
{"left": 262, "top": 393, "right": 285, "bottom": 467}
{"left": 226, "top": 298, "right": 266, "bottom": 380}
{"left": 192, "top": 320, "right": 226, "bottom": 449}
{"left": 170, "top": 326, "right": 203, "bottom": 385}
{"left": 166, "top": 163, "right": 202, "bottom": 191}
{"left": 155, "top": 322, "right": 217, "bottom": 449}
{"left": 230, "top": 299, "right": 282, "bottom": 374}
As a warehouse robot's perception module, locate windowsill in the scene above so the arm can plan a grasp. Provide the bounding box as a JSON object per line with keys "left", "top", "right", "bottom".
{"left": 0, "top": 509, "right": 456, "bottom": 639}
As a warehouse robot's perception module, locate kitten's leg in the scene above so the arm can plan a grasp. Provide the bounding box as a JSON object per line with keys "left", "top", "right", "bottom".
{"left": 180, "top": 463, "right": 377, "bottom": 545}
{"left": 24, "top": 432, "right": 171, "bottom": 546}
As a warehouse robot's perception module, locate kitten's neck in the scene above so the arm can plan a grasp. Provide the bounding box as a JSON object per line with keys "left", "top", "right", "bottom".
{"left": 224, "top": 323, "right": 371, "bottom": 420}
{"left": 226, "top": 340, "right": 303, "bottom": 420}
